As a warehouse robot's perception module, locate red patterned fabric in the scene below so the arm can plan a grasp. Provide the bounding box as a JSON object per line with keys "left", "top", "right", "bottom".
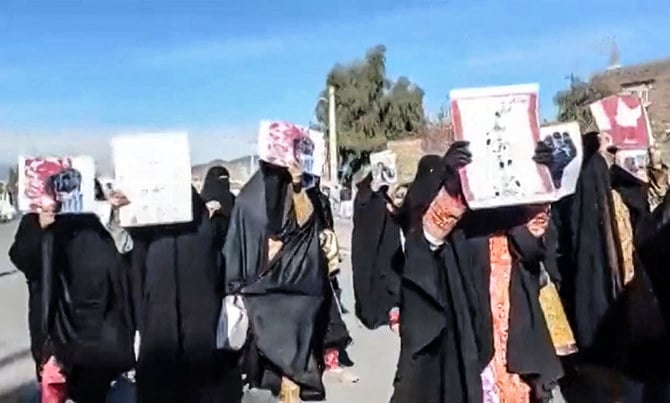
{"left": 488, "top": 235, "right": 531, "bottom": 402}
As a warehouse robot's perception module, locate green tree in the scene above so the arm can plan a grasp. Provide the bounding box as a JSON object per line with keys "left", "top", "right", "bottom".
{"left": 314, "top": 45, "right": 425, "bottom": 154}
{"left": 553, "top": 74, "right": 614, "bottom": 128}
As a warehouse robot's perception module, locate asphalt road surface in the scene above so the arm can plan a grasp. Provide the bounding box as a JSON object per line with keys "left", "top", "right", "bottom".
{"left": 0, "top": 218, "right": 400, "bottom": 402}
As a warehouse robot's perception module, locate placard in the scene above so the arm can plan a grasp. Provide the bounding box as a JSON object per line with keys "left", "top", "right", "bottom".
{"left": 450, "top": 83, "right": 554, "bottom": 209}
{"left": 590, "top": 94, "right": 652, "bottom": 182}
{"left": 540, "top": 121, "right": 582, "bottom": 200}
{"left": 615, "top": 149, "right": 650, "bottom": 183}
{"left": 590, "top": 94, "right": 652, "bottom": 150}
{"left": 112, "top": 132, "right": 193, "bottom": 226}
{"left": 369, "top": 150, "right": 398, "bottom": 190}
{"left": 257, "top": 120, "right": 325, "bottom": 176}
{"left": 17, "top": 155, "right": 95, "bottom": 213}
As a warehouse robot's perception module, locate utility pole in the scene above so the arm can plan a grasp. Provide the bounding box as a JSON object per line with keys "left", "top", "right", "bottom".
{"left": 328, "top": 85, "right": 337, "bottom": 183}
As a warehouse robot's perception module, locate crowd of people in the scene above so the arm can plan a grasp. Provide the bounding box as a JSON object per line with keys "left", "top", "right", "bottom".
{"left": 7, "top": 125, "right": 670, "bottom": 403}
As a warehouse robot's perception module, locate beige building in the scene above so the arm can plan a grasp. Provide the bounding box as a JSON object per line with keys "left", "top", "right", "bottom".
{"left": 594, "top": 58, "right": 670, "bottom": 137}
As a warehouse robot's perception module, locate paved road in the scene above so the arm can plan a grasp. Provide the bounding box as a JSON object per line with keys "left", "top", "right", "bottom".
{"left": 0, "top": 218, "right": 400, "bottom": 402}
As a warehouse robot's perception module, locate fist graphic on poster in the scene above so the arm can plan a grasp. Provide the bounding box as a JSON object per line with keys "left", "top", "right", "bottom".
{"left": 542, "top": 131, "right": 577, "bottom": 189}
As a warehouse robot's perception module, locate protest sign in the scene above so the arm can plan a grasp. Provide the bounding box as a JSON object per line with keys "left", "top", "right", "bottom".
{"left": 18, "top": 155, "right": 95, "bottom": 213}
{"left": 450, "top": 83, "right": 554, "bottom": 209}
{"left": 112, "top": 132, "right": 193, "bottom": 226}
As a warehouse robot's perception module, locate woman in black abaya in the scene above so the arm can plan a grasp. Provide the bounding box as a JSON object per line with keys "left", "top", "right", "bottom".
{"left": 306, "top": 176, "right": 356, "bottom": 381}
{"left": 223, "top": 161, "right": 329, "bottom": 402}
{"left": 9, "top": 210, "right": 53, "bottom": 381}
{"left": 40, "top": 177, "right": 137, "bottom": 402}
{"left": 129, "top": 187, "right": 241, "bottom": 403}
{"left": 554, "top": 134, "right": 670, "bottom": 402}
{"left": 200, "top": 165, "right": 236, "bottom": 252}
{"left": 391, "top": 145, "right": 493, "bottom": 403}
{"left": 351, "top": 170, "right": 403, "bottom": 329}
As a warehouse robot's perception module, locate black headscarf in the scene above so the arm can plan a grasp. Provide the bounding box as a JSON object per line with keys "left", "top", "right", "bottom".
{"left": 396, "top": 155, "right": 447, "bottom": 234}
{"left": 259, "top": 161, "right": 292, "bottom": 240}
{"left": 306, "top": 176, "right": 334, "bottom": 230}
{"left": 200, "top": 166, "right": 235, "bottom": 217}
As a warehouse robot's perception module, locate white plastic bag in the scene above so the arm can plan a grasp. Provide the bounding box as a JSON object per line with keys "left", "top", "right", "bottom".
{"left": 216, "top": 295, "right": 249, "bottom": 351}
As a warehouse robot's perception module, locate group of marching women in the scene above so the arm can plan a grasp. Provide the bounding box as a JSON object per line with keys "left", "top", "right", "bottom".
{"left": 9, "top": 161, "right": 353, "bottom": 403}
{"left": 9, "top": 122, "right": 670, "bottom": 403}
{"left": 351, "top": 127, "right": 670, "bottom": 402}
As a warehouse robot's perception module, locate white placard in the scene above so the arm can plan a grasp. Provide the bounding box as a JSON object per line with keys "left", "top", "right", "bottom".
{"left": 112, "top": 132, "right": 193, "bottom": 226}
{"left": 370, "top": 150, "right": 398, "bottom": 187}
{"left": 450, "top": 83, "right": 555, "bottom": 209}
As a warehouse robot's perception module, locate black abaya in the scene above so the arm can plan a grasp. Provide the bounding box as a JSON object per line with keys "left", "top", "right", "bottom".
{"left": 130, "top": 188, "right": 241, "bottom": 403}
{"left": 351, "top": 176, "right": 403, "bottom": 329}
{"left": 391, "top": 229, "right": 491, "bottom": 403}
{"left": 391, "top": 155, "right": 492, "bottom": 403}
{"left": 223, "top": 168, "right": 328, "bottom": 401}
{"left": 461, "top": 208, "right": 564, "bottom": 399}
{"left": 200, "top": 166, "right": 236, "bottom": 252}
{"left": 8, "top": 214, "right": 47, "bottom": 379}
{"left": 42, "top": 213, "right": 136, "bottom": 402}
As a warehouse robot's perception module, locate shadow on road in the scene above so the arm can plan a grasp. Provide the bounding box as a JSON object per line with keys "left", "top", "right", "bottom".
{"left": 0, "top": 380, "right": 35, "bottom": 403}
{"left": 0, "top": 349, "right": 31, "bottom": 370}
{"left": 0, "top": 349, "right": 34, "bottom": 402}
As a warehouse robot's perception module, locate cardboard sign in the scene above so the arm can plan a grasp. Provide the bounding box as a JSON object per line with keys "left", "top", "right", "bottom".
{"left": 17, "top": 155, "right": 95, "bottom": 213}
{"left": 112, "top": 132, "right": 193, "bottom": 226}
{"left": 450, "top": 83, "right": 554, "bottom": 209}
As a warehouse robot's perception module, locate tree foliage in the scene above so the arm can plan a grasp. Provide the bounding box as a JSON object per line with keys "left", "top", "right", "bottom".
{"left": 553, "top": 74, "right": 614, "bottom": 129}
{"left": 314, "top": 45, "right": 425, "bottom": 153}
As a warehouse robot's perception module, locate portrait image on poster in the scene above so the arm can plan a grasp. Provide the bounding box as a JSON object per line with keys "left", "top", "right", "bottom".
{"left": 257, "top": 120, "right": 326, "bottom": 177}
{"left": 450, "top": 84, "right": 554, "bottom": 209}
{"left": 615, "top": 149, "right": 650, "bottom": 183}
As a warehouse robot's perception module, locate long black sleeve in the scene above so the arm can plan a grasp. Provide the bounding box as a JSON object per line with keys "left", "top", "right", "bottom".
{"left": 9, "top": 214, "right": 44, "bottom": 282}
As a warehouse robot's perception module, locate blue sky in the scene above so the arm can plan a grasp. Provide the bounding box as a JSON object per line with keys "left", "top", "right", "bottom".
{"left": 0, "top": 0, "right": 668, "bottom": 166}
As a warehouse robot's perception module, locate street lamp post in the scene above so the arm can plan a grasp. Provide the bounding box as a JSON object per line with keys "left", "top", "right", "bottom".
{"left": 316, "top": 87, "right": 338, "bottom": 184}
{"left": 328, "top": 85, "right": 337, "bottom": 184}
